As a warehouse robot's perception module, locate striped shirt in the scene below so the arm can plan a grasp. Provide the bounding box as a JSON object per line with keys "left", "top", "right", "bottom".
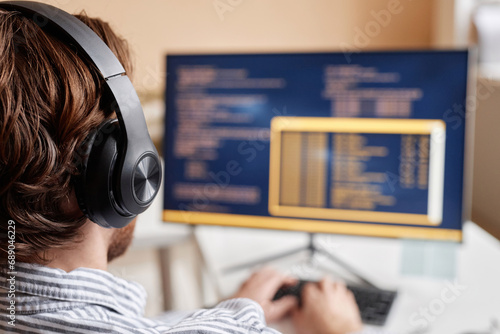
{"left": 0, "top": 262, "right": 281, "bottom": 333}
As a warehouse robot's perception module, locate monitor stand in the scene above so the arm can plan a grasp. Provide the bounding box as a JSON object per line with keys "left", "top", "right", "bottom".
{"left": 222, "top": 233, "right": 380, "bottom": 289}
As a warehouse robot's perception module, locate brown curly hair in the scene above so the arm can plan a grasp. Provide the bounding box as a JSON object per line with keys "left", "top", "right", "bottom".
{"left": 0, "top": 9, "right": 133, "bottom": 263}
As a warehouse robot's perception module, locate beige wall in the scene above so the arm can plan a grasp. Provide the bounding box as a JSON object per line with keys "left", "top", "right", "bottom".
{"left": 38, "top": 0, "right": 435, "bottom": 98}
{"left": 432, "top": 0, "right": 456, "bottom": 46}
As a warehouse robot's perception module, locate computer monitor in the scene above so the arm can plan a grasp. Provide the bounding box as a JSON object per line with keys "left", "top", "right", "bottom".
{"left": 162, "top": 50, "right": 472, "bottom": 242}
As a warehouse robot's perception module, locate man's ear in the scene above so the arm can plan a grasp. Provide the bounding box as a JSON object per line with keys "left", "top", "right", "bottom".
{"left": 61, "top": 189, "right": 84, "bottom": 217}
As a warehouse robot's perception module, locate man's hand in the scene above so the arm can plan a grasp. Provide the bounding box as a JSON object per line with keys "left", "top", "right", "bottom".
{"left": 292, "top": 277, "right": 362, "bottom": 334}
{"left": 232, "top": 267, "right": 298, "bottom": 323}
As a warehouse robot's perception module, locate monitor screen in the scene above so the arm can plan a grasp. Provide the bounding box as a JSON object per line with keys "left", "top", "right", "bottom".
{"left": 163, "top": 50, "right": 470, "bottom": 241}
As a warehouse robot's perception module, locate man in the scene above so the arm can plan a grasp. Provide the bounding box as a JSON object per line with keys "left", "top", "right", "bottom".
{"left": 0, "top": 6, "right": 362, "bottom": 334}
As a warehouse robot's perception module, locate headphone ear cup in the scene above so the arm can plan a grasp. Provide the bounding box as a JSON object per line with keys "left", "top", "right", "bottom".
{"left": 74, "top": 119, "right": 135, "bottom": 228}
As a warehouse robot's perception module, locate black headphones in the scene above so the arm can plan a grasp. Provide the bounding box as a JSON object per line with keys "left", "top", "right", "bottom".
{"left": 0, "top": 1, "right": 162, "bottom": 228}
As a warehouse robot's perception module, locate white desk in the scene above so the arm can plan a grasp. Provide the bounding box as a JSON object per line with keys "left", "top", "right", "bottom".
{"left": 193, "top": 222, "right": 500, "bottom": 334}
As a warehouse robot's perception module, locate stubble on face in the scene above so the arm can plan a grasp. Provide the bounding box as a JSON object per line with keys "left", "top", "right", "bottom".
{"left": 107, "top": 219, "right": 136, "bottom": 262}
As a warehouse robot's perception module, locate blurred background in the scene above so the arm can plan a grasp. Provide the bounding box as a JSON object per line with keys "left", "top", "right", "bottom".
{"left": 43, "top": 0, "right": 457, "bottom": 97}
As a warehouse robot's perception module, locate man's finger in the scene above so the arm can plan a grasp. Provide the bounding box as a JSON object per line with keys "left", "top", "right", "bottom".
{"left": 266, "top": 295, "right": 298, "bottom": 323}
{"left": 333, "top": 281, "right": 348, "bottom": 294}
{"left": 319, "top": 276, "right": 333, "bottom": 292}
{"left": 282, "top": 276, "right": 299, "bottom": 287}
{"left": 260, "top": 270, "right": 291, "bottom": 296}
{"left": 247, "top": 267, "right": 279, "bottom": 288}
{"left": 300, "top": 281, "right": 319, "bottom": 305}
{"left": 346, "top": 289, "right": 357, "bottom": 303}
{"left": 290, "top": 304, "right": 302, "bottom": 322}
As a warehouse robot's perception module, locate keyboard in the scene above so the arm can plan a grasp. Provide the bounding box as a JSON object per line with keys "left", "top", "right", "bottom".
{"left": 273, "top": 280, "right": 397, "bottom": 326}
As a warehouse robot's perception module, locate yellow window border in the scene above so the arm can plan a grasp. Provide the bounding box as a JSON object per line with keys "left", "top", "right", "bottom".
{"left": 268, "top": 117, "right": 446, "bottom": 226}
{"left": 163, "top": 210, "right": 462, "bottom": 242}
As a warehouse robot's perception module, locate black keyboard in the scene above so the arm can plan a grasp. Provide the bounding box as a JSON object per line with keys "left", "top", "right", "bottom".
{"left": 273, "top": 280, "right": 397, "bottom": 326}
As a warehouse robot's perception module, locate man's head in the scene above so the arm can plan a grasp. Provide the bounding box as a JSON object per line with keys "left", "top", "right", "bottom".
{"left": 0, "top": 9, "right": 135, "bottom": 264}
